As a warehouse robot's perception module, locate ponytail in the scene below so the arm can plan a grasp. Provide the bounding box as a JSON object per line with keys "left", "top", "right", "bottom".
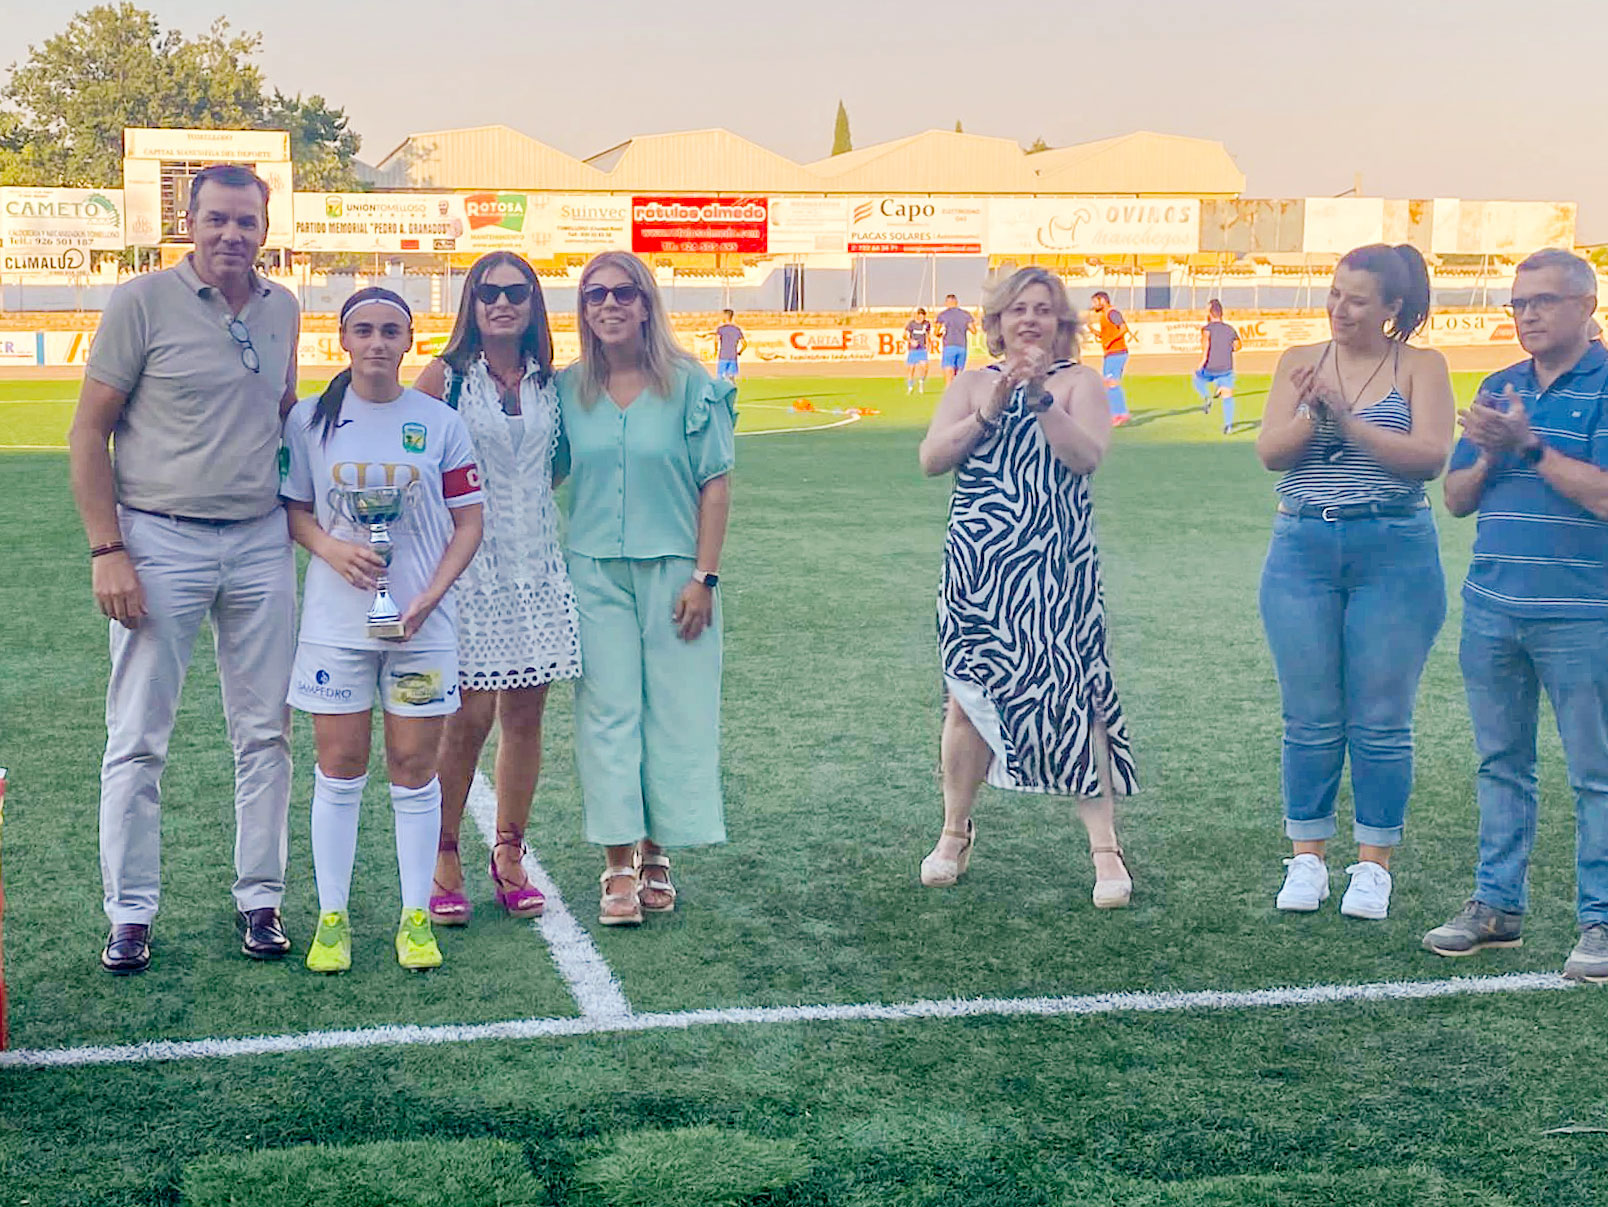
{"left": 1338, "top": 243, "right": 1431, "bottom": 341}
{"left": 310, "top": 368, "right": 353, "bottom": 443}
{"left": 1387, "top": 244, "right": 1431, "bottom": 341}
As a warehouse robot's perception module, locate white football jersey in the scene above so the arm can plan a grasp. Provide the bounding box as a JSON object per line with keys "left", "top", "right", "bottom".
{"left": 282, "top": 385, "right": 483, "bottom": 650}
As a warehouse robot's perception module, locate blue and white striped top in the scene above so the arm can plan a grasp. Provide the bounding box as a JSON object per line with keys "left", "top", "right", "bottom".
{"left": 1276, "top": 344, "right": 1425, "bottom": 508}
{"left": 1449, "top": 340, "right": 1608, "bottom": 619}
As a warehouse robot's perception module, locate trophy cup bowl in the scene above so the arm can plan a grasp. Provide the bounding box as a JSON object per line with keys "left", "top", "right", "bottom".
{"left": 329, "top": 485, "right": 409, "bottom": 640}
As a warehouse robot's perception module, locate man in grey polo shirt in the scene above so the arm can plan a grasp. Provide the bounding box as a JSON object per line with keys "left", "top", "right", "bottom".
{"left": 68, "top": 164, "right": 301, "bottom": 974}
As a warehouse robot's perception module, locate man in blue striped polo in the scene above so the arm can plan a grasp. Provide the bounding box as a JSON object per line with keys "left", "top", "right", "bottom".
{"left": 1425, "top": 248, "right": 1608, "bottom": 982}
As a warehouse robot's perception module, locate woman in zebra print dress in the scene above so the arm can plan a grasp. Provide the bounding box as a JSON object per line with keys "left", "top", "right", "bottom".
{"left": 918, "top": 268, "right": 1139, "bottom": 907}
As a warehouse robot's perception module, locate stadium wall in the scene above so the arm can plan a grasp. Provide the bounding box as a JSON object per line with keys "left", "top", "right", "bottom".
{"left": 0, "top": 308, "right": 1571, "bottom": 371}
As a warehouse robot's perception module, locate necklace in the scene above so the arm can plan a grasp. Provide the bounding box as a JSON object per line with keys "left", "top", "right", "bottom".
{"left": 1332, "top": 342, "right": 1392, "bottom": 413}
{"left": 484, "top": 356, "right": 524, "bottom": 415}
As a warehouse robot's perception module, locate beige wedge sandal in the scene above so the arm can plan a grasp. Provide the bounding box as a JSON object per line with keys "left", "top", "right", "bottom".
{"left": 1091, "top": 844, "right": 1133, "bottom": 909}
{"left": 598, "top": 865, "right": 643, "bottom": 926}
{"left": 920, "top": 818, "right": 975, "bottom": 887}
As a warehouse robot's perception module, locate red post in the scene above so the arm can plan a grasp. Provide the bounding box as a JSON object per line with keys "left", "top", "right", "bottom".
{"left": 0, "top": 766, "right": 8, "bottom": 1050}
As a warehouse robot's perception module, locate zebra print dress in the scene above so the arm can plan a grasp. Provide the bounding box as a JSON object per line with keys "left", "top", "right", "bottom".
{"left": 937, "top": 361, "right": 1139, "bottom": 797}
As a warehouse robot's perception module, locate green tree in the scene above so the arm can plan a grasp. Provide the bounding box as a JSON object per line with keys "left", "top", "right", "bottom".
{"left": 0, "top": 111, "right": 31, "bottom": 184}
{"left": 1, "top": 5, "right": 360, "bottom": 190}
{"left": 1026, "top": 136, "right": 1050, "bottom": 153}
{"left": 954, "top": 120, "right": 963, "bottom": 133}
{"left": 2, "top": 5, "right": 264, "bottom": 185}
{"left": 831, "top": 100, "right": 852, "bottom": 156}
{"left": 263, "top": 90, "right": 361, "bottom": 190}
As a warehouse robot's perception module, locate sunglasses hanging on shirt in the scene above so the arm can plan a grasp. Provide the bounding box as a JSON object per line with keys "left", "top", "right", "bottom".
{"left": 227, "top": 317, "right": 260, "bottom": 374}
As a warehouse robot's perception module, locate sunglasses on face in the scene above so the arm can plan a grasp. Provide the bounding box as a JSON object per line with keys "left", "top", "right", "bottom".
{"left": 474, "top": 281, "right": 533, "bottom": 306}
{"left": 581, "top": 283, "right": 642, "bottom": 308}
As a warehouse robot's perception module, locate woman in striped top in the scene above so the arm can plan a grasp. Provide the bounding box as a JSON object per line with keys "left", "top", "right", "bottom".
{"left": 1255, "top": 244, "right": 1455, "bottom": 922}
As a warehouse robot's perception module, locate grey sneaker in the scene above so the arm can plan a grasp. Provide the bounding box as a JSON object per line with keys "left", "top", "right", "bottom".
{"left": 1422, "top": 899, "right": 1524, "bottom": 957}
{"left": 1563, "top": 924, "right": 1608, "bottom": 983}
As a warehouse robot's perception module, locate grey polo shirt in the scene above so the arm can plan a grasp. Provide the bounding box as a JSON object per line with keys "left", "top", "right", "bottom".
{"left": 86, "top": 256, "right": 299, "bottom": 520}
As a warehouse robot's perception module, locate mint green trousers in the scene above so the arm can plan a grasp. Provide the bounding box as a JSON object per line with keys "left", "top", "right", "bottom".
{"left": 567, "top": 554, "right": 726, "bottom": 848}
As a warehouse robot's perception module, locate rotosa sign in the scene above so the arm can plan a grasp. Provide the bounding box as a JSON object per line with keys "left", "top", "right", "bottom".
{"left": 848, "top": 196, "right": 985, "bottom": 254}
{"left": 463, "top": 192, "right": 540, "bottom": 253}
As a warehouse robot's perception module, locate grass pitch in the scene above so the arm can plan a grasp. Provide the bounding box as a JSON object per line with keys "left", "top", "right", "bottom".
{"left": 3, "top": 369, "right": 1606, "bottom": 1205}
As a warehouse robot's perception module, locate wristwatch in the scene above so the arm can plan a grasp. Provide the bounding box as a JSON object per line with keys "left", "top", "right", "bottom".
{"left": 694, "top": 570, "right": 720, "bottom": 588}
{"left": 1518, "top": 441, "right": 1545, "bottom": 467}
{"left": 1028, "top": 389, "right": 1055, "bottom": 413}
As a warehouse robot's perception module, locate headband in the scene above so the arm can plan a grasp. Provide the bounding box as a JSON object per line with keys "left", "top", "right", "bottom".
{"left": 340, "top": 290, "right": 413, "bottom": 325}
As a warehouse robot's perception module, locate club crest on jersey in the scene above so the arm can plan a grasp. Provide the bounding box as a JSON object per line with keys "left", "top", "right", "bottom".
{"left": 402, "top": 423, "right": 427, "bottom": 453}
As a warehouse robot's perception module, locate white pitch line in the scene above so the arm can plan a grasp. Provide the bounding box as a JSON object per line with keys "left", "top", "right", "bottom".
{"left": 463, "top": 770, "right": 633, "bottom": 1024}
{"left": 738, "top": 414, "right": 861, "bottom": 437}
{"left": 0, "top": 971, "right": 1577, "bottom": 1071}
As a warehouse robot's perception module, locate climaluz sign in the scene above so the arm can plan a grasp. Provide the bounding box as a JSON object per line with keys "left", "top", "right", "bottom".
{"left": 632, "top": 196, "right": 768, "bottom": 254}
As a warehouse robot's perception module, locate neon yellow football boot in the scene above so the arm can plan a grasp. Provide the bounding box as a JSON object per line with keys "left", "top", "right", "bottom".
{"left": 304, "top": 910, "right": 352, "bottom": 974}
{"left": 395, "top": 908, "right": 443, "bottom": 971}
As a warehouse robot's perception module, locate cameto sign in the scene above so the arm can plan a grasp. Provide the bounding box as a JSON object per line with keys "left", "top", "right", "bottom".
{"left": 0, "top": 187, "right": 126, "bottom": 270}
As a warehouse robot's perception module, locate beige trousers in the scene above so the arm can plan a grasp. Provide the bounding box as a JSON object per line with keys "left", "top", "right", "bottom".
{"left": 100, "top": 506, "right": 296, "bottom": 924}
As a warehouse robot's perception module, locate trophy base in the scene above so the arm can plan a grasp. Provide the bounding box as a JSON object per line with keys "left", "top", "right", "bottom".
{"left": 367, "top": 619, "right": 407, "bottom": 641}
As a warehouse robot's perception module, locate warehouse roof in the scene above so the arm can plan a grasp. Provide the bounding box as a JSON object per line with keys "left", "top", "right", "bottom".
{"left": 806, "top": 129, "right": 1040, "bottom": 193}
{"left": 371, "top": 125, "right": 605, "bottom": 190}
{"left": 584, "top": 129, "right": 824, "bottom": 193}
{"left": 1028, "top": 131, "right": 1245, "bottom": 196}
{"left": 368, "top": 123, "right": 1246, "bottom": 197}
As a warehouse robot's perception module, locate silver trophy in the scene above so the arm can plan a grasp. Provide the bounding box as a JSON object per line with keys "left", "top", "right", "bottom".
{"left": 328, "top": 485, "right": 409, "bottom": 640}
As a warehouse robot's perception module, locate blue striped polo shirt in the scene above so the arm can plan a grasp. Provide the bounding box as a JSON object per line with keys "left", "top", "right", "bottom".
{"left": 1449, "top": 341, "right": 1608, "bottom": 619}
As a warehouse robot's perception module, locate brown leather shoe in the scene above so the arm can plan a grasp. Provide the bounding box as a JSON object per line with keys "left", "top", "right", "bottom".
{"left": 101, "top": 923, "right": 151, "bottom": 975}
{"left": 236, "top": 907, "right": 291, "bottom": 960}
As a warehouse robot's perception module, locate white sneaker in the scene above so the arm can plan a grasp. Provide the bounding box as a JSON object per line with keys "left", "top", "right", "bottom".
{"left": 1340, "top": 861, "right": 1392, "bottom": 920}
{"left": 1276, "top": 854, "right": 1330, "bottom": 912}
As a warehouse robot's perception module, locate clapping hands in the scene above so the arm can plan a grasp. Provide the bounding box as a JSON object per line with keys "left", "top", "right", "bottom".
{"left": 1001, "top": 345, "right": 1051, "bottom": 392}
{"left": 1458, "top": 385, "right": 1534, "bottom": 455}
{"left": 1290, "top": 364, "right": 1343, "bottom": 421}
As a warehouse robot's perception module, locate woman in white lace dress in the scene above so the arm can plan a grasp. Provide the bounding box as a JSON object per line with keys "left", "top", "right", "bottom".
{"left": 414, "top": 252, "right": 581, "bottom": 923}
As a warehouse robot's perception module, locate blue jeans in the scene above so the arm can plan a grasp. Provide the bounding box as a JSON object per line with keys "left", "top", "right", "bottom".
{"left": 1102, "top": 352, "right": 1129, "bottom": 417}
{"left": 1259, "top": 509, "right": 1446, "bottom": 845}
{"left": 1459, "top": 600, "right": 1608, "bottom": 924}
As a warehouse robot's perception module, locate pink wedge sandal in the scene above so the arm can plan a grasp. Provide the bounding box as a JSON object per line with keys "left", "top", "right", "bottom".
{"left": 429, "top": 836, "right": 472, "bottom": 926}
{"left": 490, "top": 828, "right": 545, "bottom": 919}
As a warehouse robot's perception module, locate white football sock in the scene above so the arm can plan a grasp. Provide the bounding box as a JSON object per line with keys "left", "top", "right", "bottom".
{"left": 311, "top": 767, "right": 367, "bottom": 914}
{"left": 391, "top": 777, "right": 442, "bottom": 913}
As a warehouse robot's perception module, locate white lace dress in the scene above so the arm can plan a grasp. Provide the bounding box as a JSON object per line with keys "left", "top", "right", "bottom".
{"left": 446, "top": 356, "right": 581, "bottom": 690}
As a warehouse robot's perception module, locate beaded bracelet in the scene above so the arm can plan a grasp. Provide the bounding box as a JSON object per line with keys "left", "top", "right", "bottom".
{"left": 89, "top": 541, "right": 126, "bottom": 559}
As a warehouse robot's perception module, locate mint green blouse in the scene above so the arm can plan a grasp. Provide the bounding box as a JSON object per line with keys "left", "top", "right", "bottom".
{"left": 555, "top": 363, "right": 737, "bottom": 560}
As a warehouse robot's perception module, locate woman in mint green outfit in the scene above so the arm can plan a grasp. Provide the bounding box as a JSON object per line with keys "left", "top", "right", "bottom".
{"left": 556, "top": 250, "right": 736, "bottom": 927}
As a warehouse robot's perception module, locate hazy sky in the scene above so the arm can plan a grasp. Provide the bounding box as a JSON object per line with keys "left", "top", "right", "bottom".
{"left": 4, "top": 0, "right": 1605, "bottom": 238}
